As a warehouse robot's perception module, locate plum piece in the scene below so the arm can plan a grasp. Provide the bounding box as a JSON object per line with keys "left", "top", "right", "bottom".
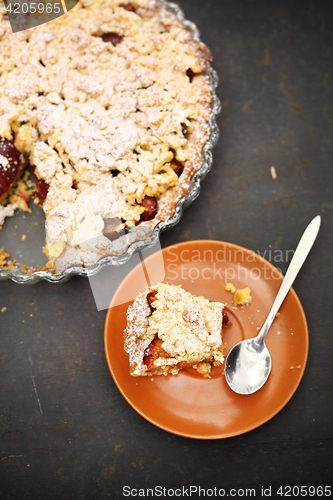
{"left": 101, "top": 33, "right": 123, "bottom": 46}
{"left": 103, "top": 217, "right": 127, "bottom": 241}
{"left": 186, "top": 69, "right": 195, "bottom": 82}
{"left": 139, "top": 196, "right": 157, "bottom": 221}
{"left": 170, "top": 159, "right": 184, "bottom": 177}
{"left": 181, "top": 122, "right": 188, "bottom": 138}
{"left": 0, "top": 137, "right": 22, "bottom": 197}
{"left": 143, "top": 335, "right": 167, "bottom": 371}
{"left": 120, "top": 3, "right": 136, "bottom": 11}
{"left": 30, "top": 165, "right": 49, "bottom": 204}
{"left": 159, "top": 158, "right": 184, "bottom": 177}
{"left": 186, "top": 68, "right": 202, "bottom": 83}
{"left": 147, "top": 289, "right": 158, "bottom": 312}
{"left": 222, "top": 309, "right": 232, "bottom": 328}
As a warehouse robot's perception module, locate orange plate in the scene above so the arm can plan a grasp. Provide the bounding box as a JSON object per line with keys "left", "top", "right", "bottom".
{"left": 104, "top": 240, "right": 309, "bottom": 439}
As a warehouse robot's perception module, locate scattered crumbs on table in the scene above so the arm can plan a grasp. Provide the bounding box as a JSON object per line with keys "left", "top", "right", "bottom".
{"left": 1, "top": 307, "right": 7, "bottom": 313}
{"left": 290, "top": 366, "right": 294, "bottom": 369}
{"left": 296, "top": 365, "right": 301, "bottom": 369}
{"left": 150, "top": 378, "right": 154, "bottom": 382}
{"left": 276, "top": 312, "right": 281, "bottom": 317}
{"left": 30, "top": 314, "right": 33, "bottom": 317}
{"left": 277, "top": 331, "right": 281, "bottom": 335}
{"left": 291, "top": 332, "right": 293, "bottom": 335}
{"left": 22, "top": 234, "right": 27, "bottom": 241}
{"left": 270, "top": 166, "right": 277, "bottom": 179}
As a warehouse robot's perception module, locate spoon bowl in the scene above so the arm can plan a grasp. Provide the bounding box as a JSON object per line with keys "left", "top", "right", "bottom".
{"left": 224, "top": 215, "right": 321, "bottom": 395}
{"left": 225, "top": 340, "right": 271, "bottom": 395}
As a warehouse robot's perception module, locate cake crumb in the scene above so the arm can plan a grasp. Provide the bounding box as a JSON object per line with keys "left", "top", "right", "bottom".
{"left": 276, "top": 312, "right": 280, "bottom": 317}
{"left": 277, "top": 331, "right": 281, "bottom": 335}
{"left": 21, "top": 260, "right": 55, "bottom": 275}
{"left": 225, "top": 282, "right": 252, "bottom": 307}
{"left": 296, "top": 365, "right": 301, "bottom": 369}
{"left": 290, "top": 366, "right": 294, "bottom": 369}
{"left": 233, "top": 288, "right": 252, "bottom": 306}
{"left": 22, "top": 234, "right": 27, "bottom": 241}
{"left": 225, "top": 282, "right": 236, "bottom": 294}
{"left": 270, "top": 166, "right": 277, "bottom": 179}
{"left": 1, "top": 307, "right": 7, "bottom": 313}
{"left": 0, "top": 248, "right": 10, "bottom": 266}
{"left": 0, "top": 248, "right": 16, "bottom": 270}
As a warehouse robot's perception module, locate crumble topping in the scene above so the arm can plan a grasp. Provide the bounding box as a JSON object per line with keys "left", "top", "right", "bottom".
{"left": 0, "top": 0, "right": 213, "bottom": 272}
{"left": 124, "top": 283, "right": 226, "bottom": 377}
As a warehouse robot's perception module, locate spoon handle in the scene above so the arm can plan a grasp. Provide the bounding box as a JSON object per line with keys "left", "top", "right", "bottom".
{"left": 256, "top": 215, "right": 321, "bottom": 343}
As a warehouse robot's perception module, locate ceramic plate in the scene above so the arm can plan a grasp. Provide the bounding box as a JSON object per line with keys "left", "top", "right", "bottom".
{"left": 104, "top": 240, "right": 309, "bottom": 439}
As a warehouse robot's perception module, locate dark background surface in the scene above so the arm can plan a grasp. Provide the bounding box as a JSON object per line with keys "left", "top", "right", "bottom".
{"left": 1, "top": 0, "right": 332, "bottom": 498}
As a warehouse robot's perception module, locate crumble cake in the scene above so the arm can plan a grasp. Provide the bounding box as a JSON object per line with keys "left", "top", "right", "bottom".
{"left": 0, "top": 0, "right": 213, "bottom": 273}
{"left": 124, "top": 283, "right": 230, "bottom": 378}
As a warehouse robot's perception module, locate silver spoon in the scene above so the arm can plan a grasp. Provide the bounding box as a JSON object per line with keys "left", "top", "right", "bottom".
{"left": 225, "top": 215, "right": 321, "bottom": 395}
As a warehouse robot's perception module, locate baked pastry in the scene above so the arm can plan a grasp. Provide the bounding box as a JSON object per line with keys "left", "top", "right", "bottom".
{"left": 124, "top": 283, "right": 230, "bottom": 377}
{"left": 0, "top": 0, "right": 213, "bottom": 273}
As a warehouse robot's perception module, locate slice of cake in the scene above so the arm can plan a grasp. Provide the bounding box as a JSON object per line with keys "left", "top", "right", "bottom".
{"left": 124, "top": 283, "right": 230, "bottom": 378}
